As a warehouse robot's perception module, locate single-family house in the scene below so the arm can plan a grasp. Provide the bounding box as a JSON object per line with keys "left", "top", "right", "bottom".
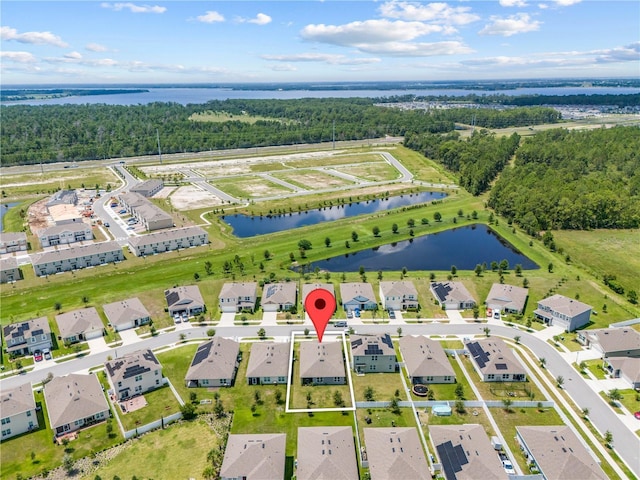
{"left": 0, "top": 232, "right": 28, "bottom": 254}
{"left": 220, "top": 433, "right": 287, "bottom": 480}
{"left": 246, "top": 342, "right": 290, "bottom": 385}
{"left": 516, "top": 426, "right": 607, "bottom": 480}
{"left": 339, "top": 282, "right": 377, "bottom": 313}
{"left": 606, "top": 356, "right": 640, "bottom": 390}
{"left": 485, "top": 283, "right": 529, "bottom": 315}
{"left": 39, "top": 222, "right": 93, "bottom": 248}
{"left": 103, "top": 297, "right": 151, "bottom": 332}
{"left": 44, "top": 373, "right": 110, "bottom": 437}
{"left": 302, "top": 283, "right": 336, "bottom": 311}
{"left": 130, "top": 179, "right": 164, "bottom": 197}
{"left": 350, "top": 334, "right": 397, "bottom": 374}
{"left": 299, "top": 340, "right": 346, "bottom": 385}
{"left": 364, "top": 428, "right": 430, "bottom": 480}
{"left": 379, "top": 281, "right": 419, "bottom": 311}
{"left": 577, "top": 328, "right": 640, "bottom": 358}
{"left": 218, "top": 282, "right": 258, "bottom": 313}
{"left": 430, "top": 424, "right": 507, "bottom": 480}
{"left": 165, "top": 285, "right": 205, "bottom": 317}
{"left": 55, "top": 307, "right": 105, "bottom": 344}
{"left": 534, "top": 294, "right": 592, "bottom": 332}
{"left": 465, "top": 337, "right": 526, "bottom": 382}
{"left": 3, "top": 317, "right": 53, "bottom": 356}
{"left": 399, "top": 336, "right": 455, "bottom": 384}
{"left": 1, "top": 383, "right": 39, "bottom": 441}
{"left": 128, "top": 226, "right": 208, "bottom": 257}
{"left": 430, "top": 281, "right": 476, "bottom": 310}
{"left": 261, "top": 282, "right": 297, "bottom": 312}
{"left": 185, "top": 337, "right": 240, "bottom": 388}
{"left": 32, "top": 241, "right": 124, "bottom": 276}
{"left": 0, "top": 256, "right": 21, "bottom": 283}
{"left": 105, "top": 349, "right": 162, "bottom": 401}
{"left": 296, "top": 426, "right": 358, "bottom": 480}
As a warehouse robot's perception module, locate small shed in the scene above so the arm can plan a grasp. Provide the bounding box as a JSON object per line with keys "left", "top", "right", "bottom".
{"left": 432, "top": 404, "right": 452, "bottom": 416}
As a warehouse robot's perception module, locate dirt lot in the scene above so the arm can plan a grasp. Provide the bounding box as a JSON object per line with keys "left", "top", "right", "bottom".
{"left": 169, "top": 185, "right": 226, "bottom": 210}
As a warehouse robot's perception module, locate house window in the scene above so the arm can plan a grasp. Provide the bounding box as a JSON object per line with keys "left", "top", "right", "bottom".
{"left": 156, "top": 379, "right": 160, "bottom": 385}
{"left": 502, "top": 374, "right": 510, "bottom": 379}
{"left": 487, "top": 374, "right": 495, "bottom": 380}
{"left": 444, "top": 376, "right": 452, "bottom": 382}
{"left": 26, "top": 411, "right": 32, "bottom": 417}
{"left": 1, "top": 418, "right": 10, "bottom": 425}
{"left": 135, "top": 375, "right": 143, "bottom": 382}
{"left": 263, "top": 377, "right": 271, "bottom": 383}
{"left": 426, "top": 376, "right": 434, "bottom": 382}
{"left": 135, "top": 385, "right": 143, "bottom": 393}
{"left": 2, "top": 429, "right": 11, "bottom": 437}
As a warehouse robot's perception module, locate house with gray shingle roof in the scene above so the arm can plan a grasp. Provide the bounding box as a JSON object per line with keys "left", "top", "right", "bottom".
{"left": 430, "top": 281, "right": 476, "bottom": 310}
{"left": 105, "top": 349, "right": 162, "bottom": 401}
{"left": 219, "top": 282, "right": 258, "bottom": 313}
{"left": 339, "top": 282, "right": 377, "bottom": 313}
{"left": 103, "top": 297, "right": 151, "bottom": 332}
{"left": 296, "top": 426, "right": 358, "bottom": 480}
{"left": 606, "top": 356, "right": 640, "bottom": 389}
{"left": 465, "top": 337, "right": 526, "bottom": 382}
{"left": 299, "top": 340, "right": 346, "bottom": 385}
{"left": 0, "top": 256, "right": 21, "bottom": 283}
{"left": 261, "top": 282, "right": 297, "bottom": 312}
{"left": 246, "top": 342, "right": 290, "bottom": 385}
{"left": 516, "top": 426, "right": 607, "bottom": 480}
{"left": 128, "top": 226, "right": 208, "bottom": 257}
{"left": 185, "top": 337, "right": 240, "bottom": 387}
{"left": 44, "top": 373, "right": 110, "bottom": 437}
{"left": 577, "top": 327, "right": 640, "bottom": 358}
{"left": 165, "top": 285, "right": 205, "bottom": 317}
{"left": 350, "top": 334, "right": 397, "bottom": 374}
{"left": 364, "top": 427, "right": 430, "bottom": 480}
{"left": 56, "top": 307, "right": 105, "bottom": 344}
{"left": 0, "top": 232, "right": 28, "bottom": 254}
{"left": 302, "top": 283, "right": 336, "bottom": 311}
{"left": 534, "top": 294, "right": 592, "bottom": 332}
{"left": 379, "top": 281, "right": 418, "bottom": 311}
{"left": 130, "top": 179, "right": 164, "bottom": 197}
{"left": 1, "top": 383, "right": 39, "bottom": 441}
{"left": 3, "top": 317, "right": 53, "bottom": 355}
{"left": 220, "top": 433, "right": 286, "bottom": 480}
{"left": 399, "top": 336, "right": 455, "bottom": 384}
{"left": 39, "top": 222, "right": 92, "bottom": 248}
{"left": 485, "top": 283, "right": 529, "bottom": 315}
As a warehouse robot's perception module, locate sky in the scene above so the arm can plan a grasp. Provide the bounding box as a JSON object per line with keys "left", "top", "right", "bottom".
{"left": 1, "top": 0, "right": 639, "bottom": 85}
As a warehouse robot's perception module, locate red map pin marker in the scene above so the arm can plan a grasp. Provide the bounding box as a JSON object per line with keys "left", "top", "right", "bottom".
{"left": 305, "top": 288, "right": 336, "bottom": 343}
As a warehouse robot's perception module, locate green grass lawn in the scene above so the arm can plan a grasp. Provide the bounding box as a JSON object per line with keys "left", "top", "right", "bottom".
{"left": 355, "top": 407, "right": 416, "bottom": 446}
{"left": 115, "top": 385, "right": 182, "bottom": 431}
{"left": 351, "top": 371, "right": 405, "bottom": 402}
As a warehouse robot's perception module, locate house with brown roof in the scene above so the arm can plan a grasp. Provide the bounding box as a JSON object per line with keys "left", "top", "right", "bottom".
{"left": 379, "top": 281, "right": 419, "bottom": 311}
{"left": 105, "top": 349, "right": 162, "bottom": 401}
{"left": 246, "top": 342, "right": 290, "bottom": 385}
{"left": 350, "top": 334, "right": 397, "bottom": 374}
{"left": 364, "top": 427, "right": 430, "bottom": 480}
{"left": 219, "top": 282, "right": 258, "bottom": 313}
{"left": 220, "top": 433, "right": 286, "bottom": 480}
{"left": 44, "top": 373, "right": 110, "bottom": 437}
{"left": 299, "top": 340, "right": 346, "bottom": 385}
{"left": 534, "top": 294, "right": 592, "bottom": 332}
{"left": 0, "top": 256, "right": 21, "bottom": 283}
{"left": 165, "top": 285, "right": 205, "bottom": 317}
{"left": 185, "top": 337, "right": 240, "bottom": 387}
{"left": 3, "top": 316, "right": 53, "bottom": 356}
{"left": 103, "top": 297, "right": 151, "bottom": 332}
{"left": 1, "top": 383, "right": 39, "bottom": 441}
{"left": 516, "top": 426, "right": 607, "bottom": 480}
{"left": 430, "top": 281, "right": 476, "bottom": 310}
{"left": 577, "top": 327, "right": 640, "bottom": 358}
{"left": 606, "top": 356, "right": 640, "bottom": 390}
{"left": 302, "top": 283, "right": 336, "bottom": 312}
{"left": 261, "top": 282, "right": 297, "bottom": 312}
{"left": 430, "top": 424, "right": 507, "bottom": 480}
{"left": 465, "top": 337, "right": 526, "bottom": 382}
{"left": 485, "top": 283, "right": 529, "bottom": 315}
{"left": 296, "top": 426, "right": 358, "bottom": 480}
{"left": 56, "top": 307, "right": 105, "bottom": 344}
{"left": 339, "top": 282, "right": 377, "bottom": 313}
{"left": 399, "top": 336, "right": 456, "bottom": 384}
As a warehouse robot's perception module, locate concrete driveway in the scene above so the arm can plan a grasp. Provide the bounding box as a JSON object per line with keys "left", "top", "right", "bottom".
{"left": 87, "top": 336, "right": 109, "bottom": 354}
{"left": 218, "top": 312, "right": 236, "bottom": 327}
{"left": 262, "top": 311, "right": 278, "bottom": 326}
{"left": 118, "top": 328, "right": 139, "bottom": 345}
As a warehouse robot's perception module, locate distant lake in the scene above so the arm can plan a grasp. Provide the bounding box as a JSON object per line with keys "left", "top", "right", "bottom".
{"left": 305, "top": 224, "right": 538, "bottom": 272}
{"left": 0, "top": 202, "right": 19, "bottom": 232}
{"left": 4, "top": 86, "right": 639, "bottom": 106}
{"left": 222, "top": 191, "right": 447, "bottom": 238}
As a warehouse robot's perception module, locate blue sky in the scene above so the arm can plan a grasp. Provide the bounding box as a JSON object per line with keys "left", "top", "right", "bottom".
{"left": 1, "top": 1, "right": 639, "bottom": 85}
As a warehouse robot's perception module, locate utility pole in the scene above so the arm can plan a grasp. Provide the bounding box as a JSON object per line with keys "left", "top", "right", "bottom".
{"left": 332, "top": 120, "right": 335, "bottom": 150}
{"left": 156, "top": 129, "right": 163, "bottom": 164}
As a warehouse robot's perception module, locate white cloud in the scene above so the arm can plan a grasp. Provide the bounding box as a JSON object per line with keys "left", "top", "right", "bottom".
{"left": 1, "top": 51, "right": 37, "bottom": 63}
{"left": 100, "top": 3, "right": 166, "bottom": 14}
{"left": 479, "top": 13, "right": 541, "bottom": 36}
{"left": 357, "top": 40, "right": 474, "bottom": 56}
{"left": 237, "top": 13, "right": 272, "bottom": 25}
{"left": 499, "top": 0, "right": 528, "bottom": 6}
{"left": 1, "top": 26, "right": 68, "bottom": 47}
{"left": 262, "top": 52, "right": 380, "bottom": 65}
{"left": 86, "top": 43, "right": 108, "bottom": 52}
{"left": 551, "top": 0, "right": 581, "bottom": 5}
{"left": 378, "top": 1, "right": 480, "bottom": 25}
{"left": 593, "top": 42, "right": 640, "bottom": 63}
{"left": 197, "top": 11, "right": 225, "bottom": 23}
{"left": 64, "top": 51, "right": 83, "bottom": 60}
{"left": 270, "top": 64, "right": 297, "bottom": 72}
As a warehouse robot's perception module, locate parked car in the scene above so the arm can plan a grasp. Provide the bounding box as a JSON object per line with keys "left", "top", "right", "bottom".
{"left": 119, "top": 209, "right": 127, "bottom": 214}
{"left": 501, "top": 459, "right": 515, "bottom": 475}
{"left": 388, "top": 308, "right": 396, "bottom": 319}
{"left": 334, "top": 321, "right": 347, "bottom": 327}
{"left": 634, "top": 411, "right": 640, "bottom": 420}
{"left": 354, "top": 309, "right": 361, "bottom": 318}
{"left": 181, "top": 312, "right": 189, "bottom": 322}
{"left": 347, "top": 310, "right": 353, "bottom": 319}
{"left": 494, "top": 311, "right": 501, "bottom": 320}
{"left": 104, "top": 222, "right": 110, "bottom": 227}
{"left": 173, "top": 313, "right": 181, "bottom": 324}
{"left": 33, "top": 350, "right": 43, "bottom": 362}
{"left": 42, "top": 348, "right": 52, "bottom": 360}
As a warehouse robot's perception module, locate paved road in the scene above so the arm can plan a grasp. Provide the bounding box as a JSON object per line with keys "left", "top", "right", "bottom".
{"left": 2, "top": 322, "right": 638, "bottom": 476}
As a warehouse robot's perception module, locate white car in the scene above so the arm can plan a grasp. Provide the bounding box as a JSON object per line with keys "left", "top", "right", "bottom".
{"left": 173, "top": 313, "right": 181, "bottom": 324}
{"left": 502, "top": 459, "right": 515, "bottom": 475}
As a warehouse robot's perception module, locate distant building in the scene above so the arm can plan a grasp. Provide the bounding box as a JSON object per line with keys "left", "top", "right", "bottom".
{"left": 39, "top": 222, "right": 93, "bottom": 248}
{"left": 0, "top": 256, "right": 21, "bottom": 283}
{"left": 119, "top": 192, "right": 172, "bottom": 231}
{"left": 220, "top": 433, "right": 286, "bottom": 480}
{"left": 105, "top": 349, "right": 162, "bottom": 401}
{"left": 103, "top": 297, "right": 151, "bottom": 332}
{"left": 261, "top": 282, "right": 297, "bottom": 312}
{"left": 299, "top": 340, "right": 346, "bottom": 385}
{"left": 365, "top": 428, "right": 430, "bottom": 480}
{"left": 185, "top": 337, "right": 240, "bottom": 387}
{"left": 1, "top": 383, "right": 39, "bottom": 441}
{"left": 246, "top": 342, "right": 290, "bottom": 385}
{"left": 577, "top": 327, "right": 640, "bottom": 358}
{"left": 130, "top": 179, "right": 164, "bottom": 197}
{"left": 465, "top": 337, "right": 526, "bottom": 382}
{"left": 339, "top": 282, "right": 377, "bottom": 312}
{"left": 32, "top": 241, "right": 124, "bottom": 276}
{"left": 485, "top": 283, "right": 529, "bottom": 315}
{"left": 534, "top": 294, "right": 592, "bottom": 332}
{"left": 296, "top": 427, "right": 358, "bottom": 480}
{"left": 379, "top": 281, "right": 419, "bottom": 311}
{"left": 164, "top": 285, "right": 205, "bottom": 317}
{"left": 127, "top": 226, "right": 208, "bottom": 256}
{"left": 430, "top": 281, "right": 476, "bottom": 310}
{"left": 0, "top": 232, "right": 28, "bottom": 254}
{"left": 55, "top": 307, "right": 105, "bottom": 344}
{"left": 399, "top": 336, "right": 455, "bottom": 384}
{"left": 3, "top": 317, "right": 53, "bottom": 356}
{"left": 350, "top": 334, "right": 397, "bottom": 373}
{"left": 516, "top": 426, "right": 607, "bottom": 480}
{"left": 219, "top": 282, "right": 258, "bottom": 313}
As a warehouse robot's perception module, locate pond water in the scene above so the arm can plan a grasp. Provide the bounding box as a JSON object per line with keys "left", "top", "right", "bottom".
{"left": 222, "top": 191, "right": 447, "bottom": 238}
{"left": 304, "top": 224, "right": 538, "bottom": 272}
{"left": 0, "top": 202, "right": 19, "bottom": 232}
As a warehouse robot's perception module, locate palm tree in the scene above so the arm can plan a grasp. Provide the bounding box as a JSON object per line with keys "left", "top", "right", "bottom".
{"left": 608, "top": 388, "right": 622, "bottom": 405}
{"left": 539, "top": 357, "right": 547, "bottom": 369}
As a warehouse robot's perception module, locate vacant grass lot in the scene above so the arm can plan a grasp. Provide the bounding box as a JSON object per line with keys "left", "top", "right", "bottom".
{"left": 1, "top": 170, "right": 119, "bottom": 200}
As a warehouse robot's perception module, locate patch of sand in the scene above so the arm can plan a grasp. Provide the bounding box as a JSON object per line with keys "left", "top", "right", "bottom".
{"left": 169, "top": 185, "right": 225, "bottom": 210}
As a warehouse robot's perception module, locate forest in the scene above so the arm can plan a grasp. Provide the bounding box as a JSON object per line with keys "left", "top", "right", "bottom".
{"left": 0, "top": 98, "right": 558, "bottom": 166}
{"left": 488, "top": 126, "right": 640, "bottom": 232}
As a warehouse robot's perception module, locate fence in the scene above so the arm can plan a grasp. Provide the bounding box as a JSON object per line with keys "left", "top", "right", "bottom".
{"left": 123, "top": 411, "right": 182, "bottom": 440}
{"left": 356, "top": 400, "right": 554, "bottom": 409}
